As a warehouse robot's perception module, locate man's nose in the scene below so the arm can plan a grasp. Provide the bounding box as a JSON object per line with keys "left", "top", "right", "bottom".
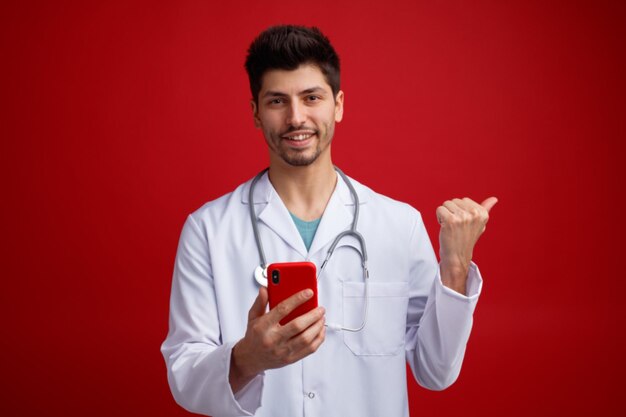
{"left": 286, "top": 102, "right": 306, "bottom": 126}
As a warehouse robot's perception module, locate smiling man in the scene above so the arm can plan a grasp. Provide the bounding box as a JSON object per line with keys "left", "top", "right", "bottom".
{"left": 161, "top": 25, "right": 497, "bottom": 417}
{"left": 254, "top": 64, "right": 342, "bottom": 169}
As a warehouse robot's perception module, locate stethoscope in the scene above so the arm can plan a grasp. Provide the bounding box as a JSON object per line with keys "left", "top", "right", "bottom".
{"left": 249, "top": 167, "right": 369, "bottom": 332}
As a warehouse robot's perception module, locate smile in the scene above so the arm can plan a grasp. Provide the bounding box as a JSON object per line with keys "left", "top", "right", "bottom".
{"left": 281, "top": 131, "right": 316, "bottom": 141}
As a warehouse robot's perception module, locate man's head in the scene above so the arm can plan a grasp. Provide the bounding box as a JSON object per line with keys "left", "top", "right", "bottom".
{"left": 245, "top": 25, "right": 340, "bottom": 105}
{"left": 245, "top": 25, "right": 344, "bottom": 168}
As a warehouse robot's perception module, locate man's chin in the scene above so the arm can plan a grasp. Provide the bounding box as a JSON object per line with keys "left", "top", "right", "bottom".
{"left": 284, "top": 158, "right": 317, "bottom": 167}
{"left": 281, "top": 151, "right": 320, "bottom": 167}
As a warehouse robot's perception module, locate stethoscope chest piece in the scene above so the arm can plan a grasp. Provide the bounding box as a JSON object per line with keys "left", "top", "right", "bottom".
{"left": 254, "top": 265, "right": 268, "bottom": 287}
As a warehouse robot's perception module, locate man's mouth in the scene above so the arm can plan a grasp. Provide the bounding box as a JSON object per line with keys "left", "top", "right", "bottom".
{"left": 281, "top": 130, "right": 316, "bottom": 141}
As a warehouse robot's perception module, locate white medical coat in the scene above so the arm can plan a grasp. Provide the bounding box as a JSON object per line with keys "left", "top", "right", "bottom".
{"left": 161, "top": 172, "right": 482, "bottom": 417}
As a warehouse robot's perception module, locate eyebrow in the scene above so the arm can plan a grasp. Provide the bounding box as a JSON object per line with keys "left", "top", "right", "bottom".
{"left": 262, "top": 86, "right": 328, "bottom": 98}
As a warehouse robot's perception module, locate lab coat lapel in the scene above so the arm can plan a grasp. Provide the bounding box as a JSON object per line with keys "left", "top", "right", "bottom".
{"left": 307, "top": 174, "right": 357, "bottom": 258}
{"left": 244, "top": 173, "right": 308, "bottom": 258}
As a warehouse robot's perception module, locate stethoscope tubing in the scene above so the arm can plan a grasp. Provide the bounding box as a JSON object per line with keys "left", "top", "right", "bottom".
{"left": 249, "top": 167, "right": 369, "bottom": 332}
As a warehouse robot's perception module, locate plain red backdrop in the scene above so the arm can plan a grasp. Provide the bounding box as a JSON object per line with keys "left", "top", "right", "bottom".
{"left": 1, "top": 0, "right": 624, "bottom": 415}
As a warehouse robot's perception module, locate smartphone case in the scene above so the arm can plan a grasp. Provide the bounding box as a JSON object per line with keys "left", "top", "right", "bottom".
{"left": 267, "top": 261, "right": 318, "bottom": 326}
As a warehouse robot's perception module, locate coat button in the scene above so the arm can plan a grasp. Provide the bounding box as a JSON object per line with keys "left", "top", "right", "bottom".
{"left": 307, "top": 392, "right": 315, "bottom": 399}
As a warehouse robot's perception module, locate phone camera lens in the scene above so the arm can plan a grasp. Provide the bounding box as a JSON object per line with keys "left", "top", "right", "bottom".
{"left": 271, "top": 270, "right": 280, "bottom": 284}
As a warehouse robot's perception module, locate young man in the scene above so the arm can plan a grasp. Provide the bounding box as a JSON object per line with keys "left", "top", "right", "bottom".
{"left": 161, "top": 25, "right": 497, "bottom": 417}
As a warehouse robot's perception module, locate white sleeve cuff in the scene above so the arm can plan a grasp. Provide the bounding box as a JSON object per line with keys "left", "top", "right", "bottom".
{"left": 223, "top": 342, "right": 265, "bottom": 415}
{"left": 436, "top": 261, "right": 483, "bottom": 300}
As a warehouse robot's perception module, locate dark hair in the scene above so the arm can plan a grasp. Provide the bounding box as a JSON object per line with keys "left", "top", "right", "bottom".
{"left": 245, "top": 25, "right": 341, "bottom": 103}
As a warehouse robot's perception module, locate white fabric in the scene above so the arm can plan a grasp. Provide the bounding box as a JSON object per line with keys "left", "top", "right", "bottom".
{"left": 161, "top": 172, "right": 482, "bottom": 417}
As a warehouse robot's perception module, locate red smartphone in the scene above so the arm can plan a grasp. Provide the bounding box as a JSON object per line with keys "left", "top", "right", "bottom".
{"left": 267, "top": 262, "right": 318, "bottom": 326}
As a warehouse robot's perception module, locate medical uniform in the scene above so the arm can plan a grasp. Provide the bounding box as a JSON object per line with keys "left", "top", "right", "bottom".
{"left": 161, "top": 172, "right": 482, "bottom": 417}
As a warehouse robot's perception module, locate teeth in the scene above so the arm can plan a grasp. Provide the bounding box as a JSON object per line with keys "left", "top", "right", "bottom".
{"left": 285, "top": 134, "right": 313, "bottom": 141}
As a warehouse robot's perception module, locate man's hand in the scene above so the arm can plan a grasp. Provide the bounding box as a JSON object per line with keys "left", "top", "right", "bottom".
{"left": 229, "top": 287, "right": 326, "bottom": 393}
{"left": 436, "top": 197, "right": 498, "bottom": 295}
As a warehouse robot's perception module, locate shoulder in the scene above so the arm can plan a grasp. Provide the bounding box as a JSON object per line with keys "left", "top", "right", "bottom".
{"left": 349, "top": 176, "right": 423, "bottom": 223}
{"left": 187, "top": 177, "right": 253, "bottom": 231}
{"left": 348, "top": 176, "right": 432, "bottom": 265}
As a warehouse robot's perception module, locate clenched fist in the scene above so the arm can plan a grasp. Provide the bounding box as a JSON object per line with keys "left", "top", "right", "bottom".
{"left": 436, "top": 197, "right": 498, "bottom": 294}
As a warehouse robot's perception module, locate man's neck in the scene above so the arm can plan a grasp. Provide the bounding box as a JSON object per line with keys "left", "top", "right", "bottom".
{"left": 268, "top": 159, "right": 337, "bottom": 222}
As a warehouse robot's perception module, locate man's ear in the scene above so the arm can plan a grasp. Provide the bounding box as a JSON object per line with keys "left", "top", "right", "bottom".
{"left": 334, "top": 90, "right": 344, "bottom": 123}
{"left": 251, "top": 99, "right": 261, "bottom": 128}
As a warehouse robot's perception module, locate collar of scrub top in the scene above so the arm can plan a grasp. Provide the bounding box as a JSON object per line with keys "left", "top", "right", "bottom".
{"left": 245, "top": 167, "right": 370, "bottom": 332}
{"left": 242, "top": 167, "right": 370, "bottom": 261}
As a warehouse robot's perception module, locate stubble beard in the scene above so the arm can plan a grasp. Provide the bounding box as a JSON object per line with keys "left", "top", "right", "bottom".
{"left": 281, "top": 144, "right": 322, "bottom": 166}
{"left": 268, "top": 126, "right": 333, "bottom": 167}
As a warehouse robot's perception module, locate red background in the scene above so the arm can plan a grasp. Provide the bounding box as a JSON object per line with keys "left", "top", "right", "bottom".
{"left": 2, "top": 0, "right": 625, "bottom": 415}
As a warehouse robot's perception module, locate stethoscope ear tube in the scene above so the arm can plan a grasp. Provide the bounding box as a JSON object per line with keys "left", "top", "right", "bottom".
{"left": 249, "top": 168, "right": 270, "bottom": 275}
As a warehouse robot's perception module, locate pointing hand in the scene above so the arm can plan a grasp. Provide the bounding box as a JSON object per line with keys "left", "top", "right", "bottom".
{"left": 436, "top": 197, "right": 498, "bottom": 294}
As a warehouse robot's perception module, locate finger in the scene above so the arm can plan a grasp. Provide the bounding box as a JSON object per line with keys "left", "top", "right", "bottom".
{"left": 460, "top": 197, "right": 488, "bottom": 219}
{"left": 460, "top": 197, "right": 483, "bottom": 210}
{"left": 436, "top": 206, "right": 454, "bottom": 225}
{"left": 286, "top": 317, "right": 326, "bottom": 361}
{"left": 481, "top": 197, "right": 498, "bottom": 212}
{"left": 268, "top": 289, "right": 315, "bottom": 325}
{"left": 281, "top": 306, "right": 326, "bottom": 338}
{"left": 442, "top": 200, "right": 461, "bottom": 214}
{"left": 248, "top": 286, "right": 269, "bottom": 321}
{"left": 452, "top": 198, "right": 473, "bottom": 210}
{"left": 289, "top": 315, "right": 325, "bottom": 349}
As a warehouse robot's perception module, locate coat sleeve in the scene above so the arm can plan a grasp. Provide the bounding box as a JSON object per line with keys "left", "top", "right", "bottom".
{"left": 160, "top": 215, "right": 264, "bottom": 416}
{"left": 404, "top": 212, "right": 483, "bottom": 390}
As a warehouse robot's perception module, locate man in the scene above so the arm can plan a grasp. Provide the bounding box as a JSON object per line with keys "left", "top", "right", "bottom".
{"left": 161, "top": 25, "right": 497, "bottom": 416}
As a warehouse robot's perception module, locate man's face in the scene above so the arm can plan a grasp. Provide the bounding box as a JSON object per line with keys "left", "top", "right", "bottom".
{"left": 252, "top": 64, "right": 344, "bottom": 167}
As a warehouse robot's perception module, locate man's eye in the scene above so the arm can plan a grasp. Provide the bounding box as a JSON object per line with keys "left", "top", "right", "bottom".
{"left": 307, "top": 95, "right": 320, "bottom": 101}
{"left": 270, "top": 98, "right": 284, "bottom": 104}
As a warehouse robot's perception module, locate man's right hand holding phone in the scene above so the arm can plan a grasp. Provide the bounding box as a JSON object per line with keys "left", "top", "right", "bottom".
{"left": 229, "top": 287, "right": 326, "bottom": 393}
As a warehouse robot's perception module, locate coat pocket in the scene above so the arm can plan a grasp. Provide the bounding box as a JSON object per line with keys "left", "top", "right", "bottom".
{"left": 342, "top": 281, "right": 409, "bottom": 356}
